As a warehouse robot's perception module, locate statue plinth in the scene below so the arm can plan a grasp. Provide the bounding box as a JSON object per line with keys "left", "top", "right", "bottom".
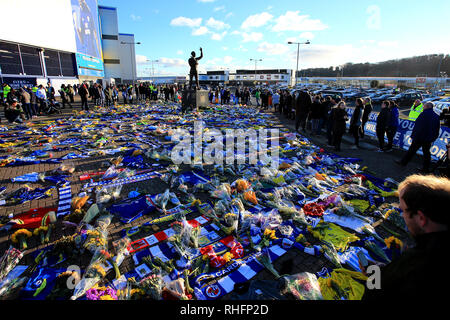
{"left": 181, "top": 89, "right": 209, "bottom": 113}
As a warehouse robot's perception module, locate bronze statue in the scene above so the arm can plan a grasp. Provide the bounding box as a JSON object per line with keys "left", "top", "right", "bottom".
{"left": 188, "top": 47, "right": 203, "bottom": 90}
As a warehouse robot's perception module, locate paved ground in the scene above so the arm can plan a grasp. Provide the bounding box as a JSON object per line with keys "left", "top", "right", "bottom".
{"left": 0, "top": 96, "right": 418, "bottom": 300}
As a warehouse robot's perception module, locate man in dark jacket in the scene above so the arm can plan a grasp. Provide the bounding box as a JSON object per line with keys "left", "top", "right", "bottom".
{"left": 360, "top": 97, "right": 373, "bottom": 138}
{"left": 396, "top": 102, "right": 441, "bottom": 172}
{"left": 310, "top": 95, "right": 323, "bottom": 135}
{"left": 362, "top": 174, "right": 450, "bottom": 300}
{"left": 375, "top": 100, "right": 391, "bottom": 151}
{"left": 78, "top": 83, "right": 89, "bottom": 111}
{"left": 295, "top": 91, "right": 312, "bottom": 133}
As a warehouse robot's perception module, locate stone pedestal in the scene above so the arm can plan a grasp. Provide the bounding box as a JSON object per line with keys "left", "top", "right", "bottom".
{"left": 181, "top": 89, "right": 209, "bottom": 112}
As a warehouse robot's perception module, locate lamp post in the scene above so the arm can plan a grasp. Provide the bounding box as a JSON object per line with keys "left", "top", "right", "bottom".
{"left": 121, "top": 41, "right": 141, "bottom": 84}
{"left": 146, "top": 59, "right": 159, "bottom": 84}
{"left": 287, "top": 40, "right": 310, "bottom": 87}
{"left": 250, "top": 58, "right": 262, "bottom": 86}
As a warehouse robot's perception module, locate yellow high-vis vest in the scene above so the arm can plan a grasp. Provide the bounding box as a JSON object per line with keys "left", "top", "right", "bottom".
{"left": 408, "top": 103, "right": 423, "bottom": 121}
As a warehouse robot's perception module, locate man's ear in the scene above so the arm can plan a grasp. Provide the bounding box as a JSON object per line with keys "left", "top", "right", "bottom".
{"left": 416, "top": 210, "right": 428, "bottom": 228}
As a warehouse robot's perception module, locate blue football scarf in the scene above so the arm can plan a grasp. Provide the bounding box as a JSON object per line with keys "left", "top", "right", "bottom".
{"left": 108, "top": 195, "right": 156, "bottom": 224}
{"left": 194, "top": 244, "right": 289, "bottom": 300}
{"left": 82, "top": 171, "right": 161, "bottom": 190}
{"left": 20, "top": 267, "right": 66, "bottom": 300}
{"left": 56, "top": 183, "right": 72, "bottom": 218}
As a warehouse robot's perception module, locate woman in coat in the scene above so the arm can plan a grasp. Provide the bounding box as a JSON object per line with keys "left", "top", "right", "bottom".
{"left": 349, "top": 98, "right": 364, "bottom": 149}
{"left": 376, "top": 100, "right": 391, "bottom": 151}
{"left": 332, "top": 101, "right": 349, "bottom": 152}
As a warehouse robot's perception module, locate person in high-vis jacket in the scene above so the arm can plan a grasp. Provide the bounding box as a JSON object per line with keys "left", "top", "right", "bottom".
{"left": 408, "top": 99, "right": 424, "bottom": 121}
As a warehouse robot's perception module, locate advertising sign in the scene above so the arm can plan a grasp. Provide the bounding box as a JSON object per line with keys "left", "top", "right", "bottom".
{"left": 71, "top": 0, "right": 103, "bottom": 60}
{"left": 75, "top": 53, "right": 104, "bottom": 77}
{"left": 2, "top": 76, "right": 37, "bottom": 89}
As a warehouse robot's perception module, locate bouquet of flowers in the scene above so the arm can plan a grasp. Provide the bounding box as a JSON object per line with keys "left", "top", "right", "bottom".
{"left": 320, "top": 241, "right": 342, "bottom": 268}
{"left": 222, "top": 213, "right": 239, "bottom": 235}
{"left": 259, "top": 228, "right": 278, "bottom": 249}
{"left": 256, "top": 249, "right": 281, "bottom": 279}
{"left": 282, "top": 272, "right": 324, "bottom": 300}
{"left": 140, "top": 274, "right": 164, "bottom": 300}
{"left": 11, "top": 229, "right": 32, "bottom": 250}
{"left": 0, "top": 247, "right": 23, "bottom": 282}
{"left": 71, "top": 248, "right": 110, "bottom": 300}
{"left": 86, "top": 284, "right": 118, "bottom": 300}
{"left": 364, "top": 240, "right": 391, "bottom": 264}
{"left": 83, "top": 228, "right": 108, "bottom": 254}
{"left": 384, "top": 236, "right": 403, "bottom": 260}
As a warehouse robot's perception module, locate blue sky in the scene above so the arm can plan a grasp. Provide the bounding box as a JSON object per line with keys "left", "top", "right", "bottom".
{"left": 98, "top": 0, "right": 450, "bottom": 76}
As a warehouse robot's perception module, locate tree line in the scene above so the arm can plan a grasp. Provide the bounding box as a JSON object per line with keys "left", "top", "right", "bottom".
{"left": 297, "top": 54, "right": 450, "bottom": 78}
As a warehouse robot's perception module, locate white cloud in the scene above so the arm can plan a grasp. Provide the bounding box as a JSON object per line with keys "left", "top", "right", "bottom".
{"left": 300, "top": 32, "right": 314, "bottom": 39}
{"left": 242, "top": 32, "right": 263, "bottom": 43}
{"left": 130, "top": 14, "right": 142, "bottom": 21}
{"left": 192, "top": 26, "right": 209, "bottom": 36}
{"left": 177, "top": 50, "right": 184, "bottom": 55}
{"left": 214, "top": 5, "right": 225, "bottom": 12}
{"left": 241, "top": 12, "right": 273, "bottom": 29}
{"left": 170, "top": 17, "right": 202, "bottom": 28}
{"left": 286, "top": 32, "right": 315, "bottom": 44}
{"left": 272, "top": 11, "right": 327, "bottom": 32}
{"left": 211, "top": 31, "right": 228, "bottom": 41}
{"left": 225, "top": 12, "right": 234, "bottom": 19}
{"left": 198, "top": 0, "right": 216, "bottom": 2}
{"left": 222, "top": 46, "right": 229, "bottom": 51}
{"left": 206, "top": 17, "right": 230, "bottom": 30}
{"left": 378, "top": 41, "right": 398, "bottom": 48}
{"left": 136, "top": 54, "right": 149, "bottom": 65}
{"left": 158, "top": 57, "right": 187, "bottom": 68}
{"left": 257, "top": 42, "right": 289, "bottom": 55}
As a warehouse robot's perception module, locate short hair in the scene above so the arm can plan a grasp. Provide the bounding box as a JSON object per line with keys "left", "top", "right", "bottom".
{"left": 382, "top": 100, "right": 391, "bottom": 107}
{"left": 356, "top": 98, "right": 364, "bottom": 106}
{"left": 424, "top": 102, "right": 434, "bottom": 109}
{"left": 398, "top": 174, "right": 450, "bottom": 226}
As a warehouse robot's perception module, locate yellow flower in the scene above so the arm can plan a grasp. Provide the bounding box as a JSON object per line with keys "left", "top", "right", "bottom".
{"left": 264, "top": 229, "right": 277, "bottom": 240}
{"left": 191, "top": 199, "right": 202, "bottom": 207}
{"left": 11, "top": 229, "right": 32, "bottom": 243}
{"left": 223, "top": 252, "right": 234, "bottom": 263}
{"left": 100, "top": 295, "right": 115, "bottom": 300}
{"left": 224, "top": 213, "right": 237, "bottom": 220}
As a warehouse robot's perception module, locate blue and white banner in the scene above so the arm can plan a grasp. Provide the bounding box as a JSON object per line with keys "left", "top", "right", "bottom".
{"left": 346, "top": 108, "right": 450, "bottom": 160}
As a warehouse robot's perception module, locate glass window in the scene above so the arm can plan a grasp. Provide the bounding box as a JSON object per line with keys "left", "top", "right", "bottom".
{"left": 59, "top": 52, "right": 76, "bottom": 77}
{"left": 0, "top": 41, "right": 22, "bottom": 75}
{"left": 19, "top": 45, "right": 43, "bottom": 76}
{"left": 44, "top": 49, "right": 61, "bottom": 76}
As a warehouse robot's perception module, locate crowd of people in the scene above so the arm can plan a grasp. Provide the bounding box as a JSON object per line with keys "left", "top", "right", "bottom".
{"left": 1, "top": 82, "right": 185, "bottom": 123}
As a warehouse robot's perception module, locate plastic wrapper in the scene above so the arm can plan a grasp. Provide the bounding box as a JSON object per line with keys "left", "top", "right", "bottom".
{"left": 281, "top": 272, "right": 324, "bottom": 300}
{"left": 80, "top": 203, "right": 100, "bottom": 226}
{"left": 154, "top": 189, "right": 170, "bottom": 212}
{"left": 214, "top": 200, "right": 229, "bottom": 218}
{"left": 102, "top": 165, "right": 119, "bottom": 180}
{"left": 71, "top": 248, "right": 110, "bottom": 300}
{"left": 209, "top": 183, "right": 232, "bottom": 201}
{"left": 0, "top": 247, "right": 23, "bottom": 282}
{"left": 95, "top": 185, "right": 122, "bottom": 204}
{"left": 261, "top": 210, "right": 283, "bottom": 231}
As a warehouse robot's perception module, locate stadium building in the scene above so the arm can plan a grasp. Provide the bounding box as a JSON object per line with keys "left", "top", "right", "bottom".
{"left": 0, "top": 0, "right": 137, "bottom": 92}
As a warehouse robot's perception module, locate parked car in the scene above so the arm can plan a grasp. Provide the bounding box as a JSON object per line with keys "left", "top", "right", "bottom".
{"left": 391, "top": 92, "right": 423, "bottom": 107}
{"left": 434, "top": 102, "right": 450, "bottom": 115}
{"left": 372, "top": 94, "right": 395, "bottom": 104}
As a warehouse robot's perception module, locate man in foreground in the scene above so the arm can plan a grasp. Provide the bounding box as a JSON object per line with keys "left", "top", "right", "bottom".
{"left": 363, "top": 174, "right": 450, "bottom": 299}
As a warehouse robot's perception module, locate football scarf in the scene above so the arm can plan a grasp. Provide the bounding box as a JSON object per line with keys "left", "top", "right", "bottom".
{"left": 56, "top": 183, "right": 72, "bottom": 218}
